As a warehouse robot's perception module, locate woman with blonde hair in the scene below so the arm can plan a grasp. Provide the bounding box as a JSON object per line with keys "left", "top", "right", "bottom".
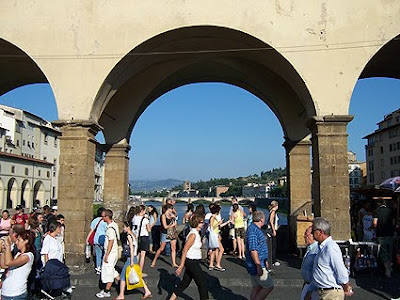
{"left": 268, "top": 200, "right": 280, "bottom": 267}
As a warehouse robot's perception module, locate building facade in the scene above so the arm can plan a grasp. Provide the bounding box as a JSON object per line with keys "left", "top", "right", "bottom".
{"left": 0, "top": 105, "right": 60, "bottom": 209}
{"left": 209, "top": 185, "right": 229, "bottom": 197}
{"left": 364, "top": 108, "right": 400, "bottom": 186}
{"left": 347, "top": 151, "right": 365, "bottom": 189}
{"left": 242, "top": 183, "right": 273, "bottom": 198}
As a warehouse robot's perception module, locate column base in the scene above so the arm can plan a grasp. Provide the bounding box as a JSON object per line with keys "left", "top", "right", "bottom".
{"left": 65, "top": 252, "right": 91, "bottom": 275}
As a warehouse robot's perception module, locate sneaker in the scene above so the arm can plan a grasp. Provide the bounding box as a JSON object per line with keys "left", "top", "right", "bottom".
{"left": 95, "top": 266, "right": 101, "bottom": 273}
{"left": 273, "top": 262, "right": 281, "bottom": 267}
{"left": 96, "top": 290, "right": 111, "bottom": 298}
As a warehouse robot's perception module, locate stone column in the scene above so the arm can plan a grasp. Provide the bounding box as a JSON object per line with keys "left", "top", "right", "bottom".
{"left": 103, "top": 140, "right": 130, "bottom": 224}
{"left": 53, "top": 120, "right": 101, "bottom": 274}
{"left": 284, "top": 139, "right": 312, "bottom": 216}
{"left": 307, "top": 115, "right": 353, "bottom": 240}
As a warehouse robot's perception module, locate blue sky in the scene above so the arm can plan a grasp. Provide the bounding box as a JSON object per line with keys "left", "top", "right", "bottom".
{"left": 0, "top": 79, "right": 399, "bottom": 181}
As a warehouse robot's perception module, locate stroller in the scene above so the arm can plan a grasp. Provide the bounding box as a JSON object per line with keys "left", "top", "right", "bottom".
{"left": 39, "top": 259, "right": 72, "bottom": 300}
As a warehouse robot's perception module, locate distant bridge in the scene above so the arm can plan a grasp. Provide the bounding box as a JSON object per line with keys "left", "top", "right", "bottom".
{"left": 129, "top": 196, "right": 255, "bottom": 204}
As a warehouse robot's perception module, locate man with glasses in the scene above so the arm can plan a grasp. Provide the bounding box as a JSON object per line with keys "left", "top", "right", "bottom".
{"left": 311, "top": 218, "right": 353, "bottom": 300}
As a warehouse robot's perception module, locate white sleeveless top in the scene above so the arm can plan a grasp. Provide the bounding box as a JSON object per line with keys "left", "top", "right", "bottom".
{"left": 186, "top": 228, "right": 202, "bottom": 260}
{"left": 2, "top": 252, "right": 34, "bottom": 297}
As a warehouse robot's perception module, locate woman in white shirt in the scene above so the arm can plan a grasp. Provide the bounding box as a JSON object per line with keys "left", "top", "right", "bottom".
{"left": 132, "top": 205, "right": 151, "bottom": 275}
{"left": 0, "top": 229, "right": 35, "bottom": 300}
{"left": 169, "top": 214, "right": 208, "bottom": 300}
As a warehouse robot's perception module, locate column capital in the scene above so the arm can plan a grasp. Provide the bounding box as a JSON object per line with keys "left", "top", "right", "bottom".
{"left": 52, "top": 120, "right": 103, "bottom": 135}
{"left": 283, "top": 137, "right": 311, "bottom": 152}
{"left": 306, "top": 115, "right": 354, "bottom": 129}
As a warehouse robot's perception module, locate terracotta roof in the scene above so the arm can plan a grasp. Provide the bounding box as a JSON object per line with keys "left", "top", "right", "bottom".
{"left": 0, "top": 151, "right": 53, "bottom": 165}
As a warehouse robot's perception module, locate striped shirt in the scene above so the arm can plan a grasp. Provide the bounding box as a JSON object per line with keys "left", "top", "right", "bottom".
{"left": 245, "top": 223, "right": 268, "bottom": 275}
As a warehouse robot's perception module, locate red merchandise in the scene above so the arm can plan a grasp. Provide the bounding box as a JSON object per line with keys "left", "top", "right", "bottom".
{"left": 13, "top": 213, "right": 28, "bottom": 225}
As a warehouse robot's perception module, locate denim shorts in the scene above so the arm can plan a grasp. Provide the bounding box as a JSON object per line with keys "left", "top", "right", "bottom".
{"left": 161, "top": 233, "right": 171, "bottom": 243}
{"left": 121, "top": 256, "right": 138, "bottom": 282}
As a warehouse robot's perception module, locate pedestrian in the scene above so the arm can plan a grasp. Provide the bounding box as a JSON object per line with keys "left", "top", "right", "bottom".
{"left": 132, "top": 205, "right": 151, "bottom": 275}
{"left": 300, "top": 226, "right": 318, "bottom": 300}
{"left": 229, "top": 198, "right": 245, "bottom": 255}
{"left": 147, "top": 205, "right": 158, "bottom": 254}
{"left": 96, "top": 209, "right": 120, "bottom": 298}
{"left": 86, "top": 207, "right": 107, "bottom": 275}
{"left": 311, "top": 217, "right": 353, "bottom": 299}
{"left": 181, "top": 203, "right": 194, "bottom": 251}
{"left": 245, "top": 211, "right": 274, "bottom": 300}
{"left": 247, "top": 204, "right": 257, "bottom": 227}
{"left": 208, "top": 204, "right": 230, "bottom": 271}
{"left": 56, "top": 214, "right": 66, "bottom": 262}
{"left": 42, "top": 205, "right": 55, "bottom": 233}
{"left": 41, "top": 222, "right": 64, "bottom": 264}
{"left": 114, "top": 221, "right": 152, "bottom": 300}
{"left": 373, "top": 199, "right": 395, "bottom": 278}
{"left": 230, "top": 203, "right": 245, "bottom": 259}
{"left": 169, "top": 214, "right": 208, "bottom": 300}
{"left": 0, "top": 229, "right": 35, "bottom": 300}
{"left": 0, "top": 210, "right": 14, "bottom": 237}
{"left": 194, "top": 204, "right": 205, "bottom": 218}
{"left": 362, "top": 202, "right": 375, "bottom": 242}
{"left": 151, "top": 204, "right": 178, "bottom": 268}
{"left": 267, "top": 201, "right": 280, "bottom": 267}
{"left": 12, "top": 205, "right": 29, "bottom": 229}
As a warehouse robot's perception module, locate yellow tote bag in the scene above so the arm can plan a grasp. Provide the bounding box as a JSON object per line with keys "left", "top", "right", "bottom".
{"left": 126, "top": 264, "right": 144, "bottom": 290}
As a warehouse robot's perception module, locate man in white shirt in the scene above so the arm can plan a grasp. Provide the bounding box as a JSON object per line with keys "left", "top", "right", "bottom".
{"left": 96, "top": 209, "right": 120, "bottom": 299}
{"left": 41, "top": 222, "right": 63, "bottom": 264}
{"left": 311, "top": 217, "right": 353, "bottom": 300}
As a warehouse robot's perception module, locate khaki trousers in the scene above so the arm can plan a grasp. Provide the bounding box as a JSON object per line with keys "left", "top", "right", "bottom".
{"left": 318, "top": 289, "right": 344, "bottom": 300}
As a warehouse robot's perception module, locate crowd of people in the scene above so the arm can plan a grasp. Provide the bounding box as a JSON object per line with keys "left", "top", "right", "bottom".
{"left": 90, "top": 198, "right": 285, "bottom": 300}
{"left": 0, "top": 204, "right": 71, "bottom": 299}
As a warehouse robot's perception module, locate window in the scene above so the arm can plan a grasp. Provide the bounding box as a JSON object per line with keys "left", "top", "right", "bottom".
{"left": 369, "top": 173, "right": 375, "bottom": 183}
{"left": 27, "top": 141, "right": 30, "bottom": 147}
{"left": 16, "top": 140, "right": 19, "bottom": 147}
{"left": 38, "top": 170, "right": 41, "bottom": 176}
{"left": 23, "top": 140, "right": 25, "bottom": 146}
{"left": 381, "top": 158, "right": 384, "bottom": 167}
{"left": 47, "top": 171, "right": 50, "bottom": 178}
{"left": 52, "top": 187, "right": 56, "bottom": 198}
{"left": 368, "top": 161, "right": 374, "bottom": 171}
{"left": 54, "top": 137, "right": 58, "bottom": 147}
{"left": 381, "top": 147, "right": 384, "bottom": 154}
{"left": 43, "top": 156, "right": 47, "bottom": 161}
{"left": 25, "top": 168, "right": 28, "bottom": 176}
{"left": 381, "top": 172, "right": 385, "bottom": 180}
{"left": 354, "top": 178, "right": 359, "bottom": 184}
{"left": 11, "top": 166, "right": 15, "bottom": 173}
{"left": 32, "top": 142, "right": 34, "bottom": 148}
{"left": 44, "top": 134, "right": 48, "bottom": 145}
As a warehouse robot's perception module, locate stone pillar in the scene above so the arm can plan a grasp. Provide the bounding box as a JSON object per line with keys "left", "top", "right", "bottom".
{"left": 284, "top": 139, "right": 312, "bottom": 216}
{"left": 103, "top": 140, "right": 130, "bottom": 224}
{"left": 307, "top": 115, "right": 353, "bottom": 240}
{"left": 53, "top": 120, "right": 101, "bottom": 274}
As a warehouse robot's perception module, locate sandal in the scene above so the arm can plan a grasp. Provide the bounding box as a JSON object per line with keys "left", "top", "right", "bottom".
{"left": 208, "top": 266, "right": 214, "bottom": 270}
{"left": 214, "top": 266, "right": 226, "bottom": 272}
{"left": 141, "top": 294, "right": 152, "bottom": 299}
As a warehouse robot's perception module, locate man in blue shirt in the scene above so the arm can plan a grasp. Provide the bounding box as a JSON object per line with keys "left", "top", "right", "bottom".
{"left": 301, "top": 226, "right": 318, "bottom": 300}
{"left": 245, "top": 211, "right": 274, "bottom": 300}
{"left": 311, "top": 217, "right": 353, "bottom": 300}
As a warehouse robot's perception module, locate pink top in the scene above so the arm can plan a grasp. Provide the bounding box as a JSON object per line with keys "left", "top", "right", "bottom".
{"left": 0, "top": 218, "right": 12, "bottom": 235}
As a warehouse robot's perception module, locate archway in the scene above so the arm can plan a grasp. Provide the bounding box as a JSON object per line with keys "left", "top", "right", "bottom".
{"left": 92, "top": 26, "right": 315, "bottom": 231}
{"left": 6, "top": 178, "right": 18, "bottom": 209}
{"left": 21, "top": 179, "right": 32, "bottom": 210}
{"left": 0, "top": 179, "right": 4, "bottom": 208}
{"left": 33, "top": 181, "right": 45, "bottom": 207}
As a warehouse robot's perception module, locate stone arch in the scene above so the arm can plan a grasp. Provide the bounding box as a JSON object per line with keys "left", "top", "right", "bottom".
{"left": 6, "top": 178, "right": 18, "bottom": 209}
{"left": 91, "top": 26, "right": 316, "bottom": 145}
{"left": 33, "top": 181, "right": 45, "bottom": 207}
{"left": 21, "top": 179, "right": 32, "bottom": 210}
{"left": 0, "top": 37, "right": 51, "bottom": 97}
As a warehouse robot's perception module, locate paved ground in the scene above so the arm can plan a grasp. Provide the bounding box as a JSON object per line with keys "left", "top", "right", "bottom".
{"left": 70, "top": 254, "right": 400, "bottom": 300}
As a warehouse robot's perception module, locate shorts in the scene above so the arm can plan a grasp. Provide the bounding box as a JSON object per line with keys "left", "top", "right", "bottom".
{"left": 120, "top": 256, "right": 139, "bottom": 282}
{"left": 138, "top": 236, "right": 150, "bottom": 252}
{"left": 101, "top": 253, "right": 119, "bottom": 283}
{"left": 235, "top": 227, "right": 245, "bottom": 239}
{"left": 250, "top": 273, "right": 274, "bottom": 289}
{"left": 229, "top": 228, "right": 236, "bottom": 239}
{"left": 161, "top": 233, "right": 171, "bottom": 243}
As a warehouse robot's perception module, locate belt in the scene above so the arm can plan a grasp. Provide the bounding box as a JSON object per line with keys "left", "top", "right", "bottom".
{"left": 319, "top": 287, "right": 342, "bottom": 291}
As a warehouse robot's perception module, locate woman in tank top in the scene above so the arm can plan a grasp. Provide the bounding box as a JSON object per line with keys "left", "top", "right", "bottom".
{"left": 115, "top": 221, "right": 152, "bottom": 300}
{"left": 151, "top": 204, "right": 178, "bottom": 268}
{"left": 208, "top": 205, "right": 230, "bottom": 272}
{"left": 230, "top": 203, "right": 245, "bottom": 259}
{"left": 0, "top": 229, "right": 35, "bottom": 300}
{"left": 169, "top": 214, "right": 208, "bottom": 300}
{"left": 0, "top": 210, "right": 13, "bottom": 237}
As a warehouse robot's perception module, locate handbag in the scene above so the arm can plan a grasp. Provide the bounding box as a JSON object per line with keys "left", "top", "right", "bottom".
{"left": 88, "top": 218, "right": 102, "bottom": 246}
{"left": 167, "top": 226, "right": 178, "bottom": 240}
{"left": 126, "top": 263, "right": 144, "bottom": 290}
{"left": 109, "top": 226, "right": 123, "bottom": 259}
